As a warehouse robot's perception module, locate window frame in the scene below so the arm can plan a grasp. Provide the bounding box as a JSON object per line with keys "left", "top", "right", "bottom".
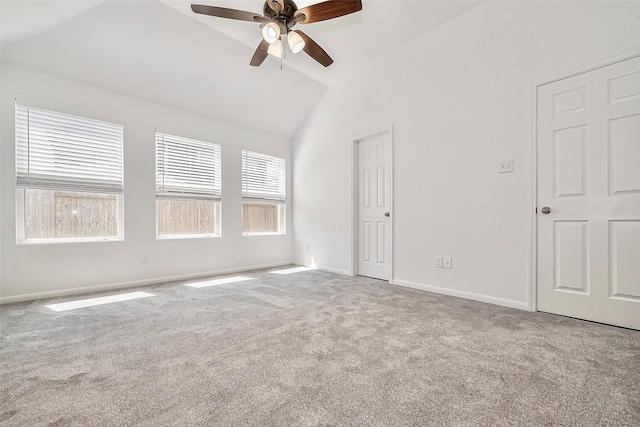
{"left": 155, "top": 132, "right": 222, "bottom": 239}
{"left": 241, "top": 150, "right": 286, "bottom": 237}
{"left": 155, "top": 198, "right": 222, "bottom": 240}
{"left": 241, "top": 200, "right": 285, "bottom": 237}
{"left": 15, "top": 104, "right": 125, "bottom": 245}
{"left": 15, "top": 189, "right": 125, "bottom": 245}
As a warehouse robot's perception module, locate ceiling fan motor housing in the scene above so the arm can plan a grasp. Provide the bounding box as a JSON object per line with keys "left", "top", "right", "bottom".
{"left": 264, "top": 0, "right": 298, "bottom": 33}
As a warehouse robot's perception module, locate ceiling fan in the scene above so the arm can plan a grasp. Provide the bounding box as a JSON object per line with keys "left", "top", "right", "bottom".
{"left": 191, "top": 0, "right": 363, "bottom": 67}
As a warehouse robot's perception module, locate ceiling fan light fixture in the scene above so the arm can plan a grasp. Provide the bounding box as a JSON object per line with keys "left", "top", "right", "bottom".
{"left": 267, "top": 39, "right": 283, "bottom": 59}
{"left": 262, "top": 22, "right": 280, "bottom": 44}
{"left": 287, "top": 31, "right": 305, "bottom": 54}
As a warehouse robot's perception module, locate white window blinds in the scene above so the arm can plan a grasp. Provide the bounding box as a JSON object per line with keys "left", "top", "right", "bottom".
{"left": 241, "top": 150, "right": 285, "bottom": 202}
{"left": 15, "top": 104, "right": 124, "bottom": 193}
{"left": 156, "top": 133, "right": 221, "bottom": 200}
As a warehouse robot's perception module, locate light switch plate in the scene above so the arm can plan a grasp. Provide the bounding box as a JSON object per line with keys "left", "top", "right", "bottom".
{"left": 435, "top": 256, "right": 443, "bottom": 268}
{"left": 443, "top": 256, "right": 452, "bottom": 269}
{"left": 499, "top": 160, "right": 514, "bottom": 173}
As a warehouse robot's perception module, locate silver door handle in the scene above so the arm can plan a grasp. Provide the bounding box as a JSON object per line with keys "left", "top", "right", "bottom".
{"left": 384, "top": 212, "right": 390, "bottom": 217}
{"left": 541, "top": 207, "right": 551, "bottom": 214}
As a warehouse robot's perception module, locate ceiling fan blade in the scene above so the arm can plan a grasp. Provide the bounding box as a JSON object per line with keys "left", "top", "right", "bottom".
{"left": 294, "top": 0, "right": 362, "bottom": 24}
{"left": 191, "top": 5, "right": 264, "bottom": 23}
{"left": 267, "top": 0, "right": 285, "bottom": 12}
{"left": 250, "top": 39, "right": 270, "bottom": 67}
{"left": 296, "top": 31, "right": 333, "bottom": 67}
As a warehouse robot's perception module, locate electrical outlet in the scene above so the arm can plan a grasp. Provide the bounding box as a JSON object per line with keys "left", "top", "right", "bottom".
{"left": 499, "top": 160, "right": 514, "bottom": 173}
{"left": 443, "top": 256, "right": 452, "bottom": 269}
{"left": 435, "top": 256, "right": 443, "bottom": 268}
{"left": 141, "top": 254, "right": 149, "bottom": 263}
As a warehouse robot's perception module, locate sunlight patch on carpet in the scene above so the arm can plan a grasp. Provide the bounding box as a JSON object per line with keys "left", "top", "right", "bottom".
{"left": 185, "top": 276, "right": 254, "bottom": 288}
{"left": 46, "top": 291, "right": 154, "bottom": 312}
{"left": 270, "top": 266, "right": 316, "bottom": 275}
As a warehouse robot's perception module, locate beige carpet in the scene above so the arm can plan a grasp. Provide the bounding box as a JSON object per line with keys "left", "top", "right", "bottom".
{"left": 1, "top": 268, "right": 639, "bottom": 426}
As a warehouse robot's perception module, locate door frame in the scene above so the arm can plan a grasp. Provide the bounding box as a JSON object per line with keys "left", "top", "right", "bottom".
{"left": 350, "top": 126, "right": 394, "bottom": 282}
{"left": 530, "top": 49, "right": 640, "bottom": 312}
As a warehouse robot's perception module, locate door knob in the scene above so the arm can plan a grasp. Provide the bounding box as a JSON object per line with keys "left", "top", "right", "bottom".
{"left": 541, "top": 207, "right": 551, "bottom": 214}
{"left": 384, "top": 212, "right": 390, "bottom": 217}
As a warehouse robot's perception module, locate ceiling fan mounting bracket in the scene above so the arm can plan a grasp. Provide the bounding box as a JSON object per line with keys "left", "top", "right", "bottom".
{"left": 263, "top": 0, "right": 297, "bottom": 20}
{"left": 263, "top": 0, "right": 299, "bottom": 33}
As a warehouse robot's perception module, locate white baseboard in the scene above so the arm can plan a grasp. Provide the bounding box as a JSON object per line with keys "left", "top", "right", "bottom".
{"left": 0, "top": 261, "right": 292, "bottom": 305}
{"left": 317, "top": 266, "right": 352, "bottom": 276}
{"left": 391, "top": 279, "right": 528, "bottom": 311}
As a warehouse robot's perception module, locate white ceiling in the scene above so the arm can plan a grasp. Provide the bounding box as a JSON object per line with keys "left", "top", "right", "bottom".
{"left": 1, "top": 0, "right": 482, "bottom": 137}
{"left": 162, "top": 0, "right": 483, "bottom": 86}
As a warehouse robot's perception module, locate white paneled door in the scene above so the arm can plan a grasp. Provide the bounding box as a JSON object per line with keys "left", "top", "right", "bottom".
{"left": 537, "top": 56, "right": 640, "bottom": 330}
{"left": 357, "top": 132, "right": 392, "bottom": 280}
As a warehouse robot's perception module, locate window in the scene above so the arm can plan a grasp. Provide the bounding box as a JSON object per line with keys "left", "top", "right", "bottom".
{"left": 155, "top": 133, "right": 221, "bottom": 238}
{"left": 241, "top": 150, "right": 285, "bottom": 235}
{"left": 15, "top": 104, "right": 124, "bottom": 243}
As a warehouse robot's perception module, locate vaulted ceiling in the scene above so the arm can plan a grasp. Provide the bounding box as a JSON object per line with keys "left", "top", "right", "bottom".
{"left": 1, "top": 0, "right": 482, "bottom": 138}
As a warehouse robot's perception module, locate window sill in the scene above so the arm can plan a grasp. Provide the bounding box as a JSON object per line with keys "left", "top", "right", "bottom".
{"left": 242, "top": 232, "right": 286, "bottom": 237}
{"left": 156, "top": 234, "right": 221, "bottom": 240}
{"left": 16, "top": 236, "right": 123, "bottom": 245}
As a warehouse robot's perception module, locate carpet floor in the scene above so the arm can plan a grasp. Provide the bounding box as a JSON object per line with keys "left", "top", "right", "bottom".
{"left": 1, "top": 268, "right": 639, "bottom": 426}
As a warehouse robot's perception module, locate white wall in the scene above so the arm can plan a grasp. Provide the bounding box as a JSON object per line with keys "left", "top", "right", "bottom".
{"left": 292, "top": 1, "right": 640, "bottom": 308}
{"left": 0, "top": 64, "right": 293, "bottom": 302}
